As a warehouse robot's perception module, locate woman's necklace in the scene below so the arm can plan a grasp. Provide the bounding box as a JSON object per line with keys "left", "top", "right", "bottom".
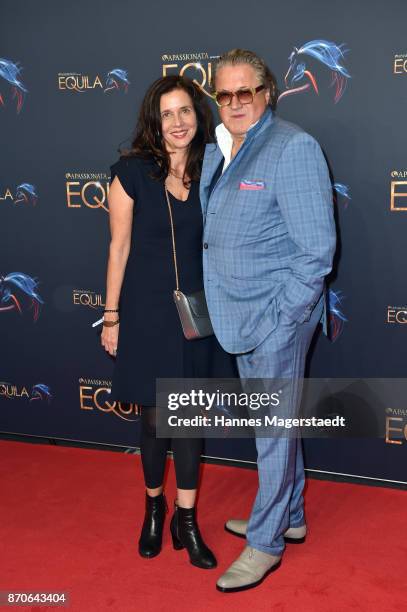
{"left": 166, "top": 168, "right": 191, "bottom": 202}
{"left": 169, "top": 168, "right": 185, "bottom": 180}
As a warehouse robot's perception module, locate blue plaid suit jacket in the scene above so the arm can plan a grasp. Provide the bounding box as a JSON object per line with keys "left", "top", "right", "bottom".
{"left": 200, "top": 107, "right": 336, "bottom": 354}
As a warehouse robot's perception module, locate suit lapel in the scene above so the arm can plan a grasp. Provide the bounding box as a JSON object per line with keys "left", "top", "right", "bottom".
{"left": 200, "top": 143, "right": 223, "bottom": 217}
{"left": 200, "top": 109, "right": 275, "bottom": 216}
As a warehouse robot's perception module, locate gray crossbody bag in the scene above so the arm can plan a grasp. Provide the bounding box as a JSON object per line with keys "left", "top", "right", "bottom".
{"left": 164, "top": 185, "right": 214, "bottom": 340}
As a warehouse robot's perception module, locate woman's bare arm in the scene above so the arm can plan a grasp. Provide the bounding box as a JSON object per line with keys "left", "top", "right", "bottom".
{"left": 101, "top": 176, "right": 134, "bottom": 356}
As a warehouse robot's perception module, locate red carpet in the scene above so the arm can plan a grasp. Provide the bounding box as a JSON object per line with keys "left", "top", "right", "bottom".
{"left": 0, "top": 440, "right": 405, "bottom": 611}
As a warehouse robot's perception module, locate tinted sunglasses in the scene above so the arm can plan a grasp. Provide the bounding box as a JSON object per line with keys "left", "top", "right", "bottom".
{"left": 213, "top": 85, "right": 265, "bottom": 107}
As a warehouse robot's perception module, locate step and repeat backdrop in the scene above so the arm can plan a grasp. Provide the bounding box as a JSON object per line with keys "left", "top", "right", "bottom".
{"left": 1, "top": 0, "right": 407, "bottom": 483}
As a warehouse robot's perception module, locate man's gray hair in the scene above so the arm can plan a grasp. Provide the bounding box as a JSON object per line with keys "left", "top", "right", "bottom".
{"left": 213, "top": 49, "right": 279, "bottom": 110}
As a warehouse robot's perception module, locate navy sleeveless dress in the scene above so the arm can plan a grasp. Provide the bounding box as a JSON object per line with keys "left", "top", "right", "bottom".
{"left": 109, "top": 155, "right": 237, "bottom": 405}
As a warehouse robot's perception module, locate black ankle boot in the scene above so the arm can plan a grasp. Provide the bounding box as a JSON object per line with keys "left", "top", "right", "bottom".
{"left": 138, "top": 493, "right": 167, "bottom": 558}
{"left": 170, "top": 503, "right": 217, "bottom": 569}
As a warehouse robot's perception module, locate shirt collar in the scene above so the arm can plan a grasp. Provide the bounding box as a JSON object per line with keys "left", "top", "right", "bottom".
{"left": 215, "top": 107, "right": 272, "bottom": 171}
{"left": 215, "top": 123, "right": 234, "bottom": 170}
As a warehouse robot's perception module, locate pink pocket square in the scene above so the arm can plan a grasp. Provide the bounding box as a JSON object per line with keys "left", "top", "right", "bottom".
{"left": 239, "top": 180, "right": 266, "bottom": 191}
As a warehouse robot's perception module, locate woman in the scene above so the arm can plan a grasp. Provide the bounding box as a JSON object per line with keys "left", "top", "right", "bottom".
{"left": 101, "top": 76, "right": 237, "bottom": 569}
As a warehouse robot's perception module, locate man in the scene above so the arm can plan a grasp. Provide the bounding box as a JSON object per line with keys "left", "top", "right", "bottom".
{"left": 200, "top": 49, "right": 336, "bottom": 592}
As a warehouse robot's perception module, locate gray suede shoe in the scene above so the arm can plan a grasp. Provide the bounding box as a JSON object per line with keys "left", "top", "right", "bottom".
{"left": 216, "top": 546, "right": 281, "bottom": 592}
{"left": 225, "top": 519, "right": 307, "bottom": 543}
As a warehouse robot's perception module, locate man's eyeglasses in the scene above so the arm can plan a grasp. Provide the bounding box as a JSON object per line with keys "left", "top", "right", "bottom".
{"left": 213, "top": 85, "right": 265, "bottom": 107}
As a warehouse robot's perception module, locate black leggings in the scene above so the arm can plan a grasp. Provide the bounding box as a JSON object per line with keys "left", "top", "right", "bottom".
{"left": 140, "top": 406, "right": 203, "bottom": 490}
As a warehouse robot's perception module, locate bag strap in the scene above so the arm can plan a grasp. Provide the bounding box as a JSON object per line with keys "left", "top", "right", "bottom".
{"left": 164, "top": 185, "right": 180, "bottom": 292}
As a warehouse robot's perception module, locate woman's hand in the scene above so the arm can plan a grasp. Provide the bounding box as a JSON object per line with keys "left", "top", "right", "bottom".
{"left": 101, "top": 319, "right": 120, "bottom": 357}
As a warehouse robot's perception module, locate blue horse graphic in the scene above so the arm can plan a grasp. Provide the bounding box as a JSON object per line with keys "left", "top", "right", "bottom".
{"left": 0, "top": 58, "right": 28, "bottom": 113}
{"left": 0, "top": 272, "right": 44, "bottom": 321}
{"left": 279, "top": 40, "right": 350, "bottom": 104}
{"left": 104, "top": 68, "right": 130, "bottom": 93}
{"left": 14, "top": 183, "right": 38, "bottom": 206}
{"left": 328, "top": 289, "right": 347, "bottom": 342}
{"left": 30, "top": 384, "right": 52, "bottom": 402}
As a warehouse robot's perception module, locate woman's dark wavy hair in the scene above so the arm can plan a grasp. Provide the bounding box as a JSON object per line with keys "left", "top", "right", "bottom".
{"left": 121, "top": 75, "right": 214, "bottom": 185}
